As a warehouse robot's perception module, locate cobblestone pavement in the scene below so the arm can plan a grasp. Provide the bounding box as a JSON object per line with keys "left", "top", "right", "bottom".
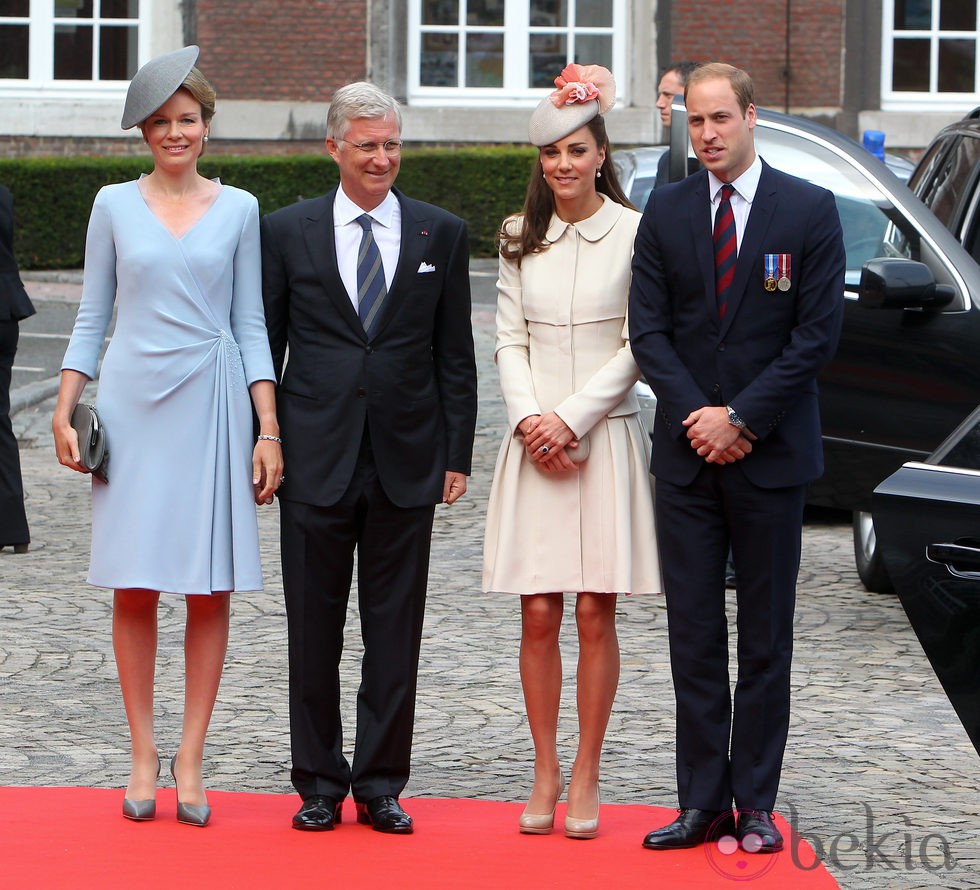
{"left": 1, "top": 283, "right": 978, "bottom": 889}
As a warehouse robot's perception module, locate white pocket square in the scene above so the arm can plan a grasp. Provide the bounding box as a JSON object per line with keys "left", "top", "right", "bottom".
{"left": 418, "top": 262, "right": 436, "bottom": 273}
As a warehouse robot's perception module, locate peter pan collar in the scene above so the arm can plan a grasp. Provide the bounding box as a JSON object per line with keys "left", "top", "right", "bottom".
{"left": 545, "top": 193, "right": 623, "bottom": 244}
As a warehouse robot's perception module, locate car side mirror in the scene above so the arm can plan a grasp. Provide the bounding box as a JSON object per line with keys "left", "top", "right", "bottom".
{"left": 859, "top": 258, "right": 956, "bottom": 309}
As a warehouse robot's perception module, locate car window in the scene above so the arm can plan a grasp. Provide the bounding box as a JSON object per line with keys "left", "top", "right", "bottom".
{"left": 630, "top": 179, "right": 655, "bottom": 212}
{"left": 917, "top": 134, "right": 980, "bottom": 237}
{"left": 755, "top": 123, "right": 915, "bottom": 287}
{"left": 908, "top": 135, "right": 951, "bottom": 195}
{"left": 929, "top": 405, "right": 980, "bottom": 470}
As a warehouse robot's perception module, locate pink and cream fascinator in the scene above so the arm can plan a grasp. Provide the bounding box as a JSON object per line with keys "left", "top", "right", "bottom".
{"left": 528, "top": 63, "right": 616, "bottom": 146}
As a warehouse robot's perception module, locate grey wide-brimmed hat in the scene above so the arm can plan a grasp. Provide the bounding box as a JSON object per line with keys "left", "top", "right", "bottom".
{"left": 528, "top": 64, "right": 616, "bottom": 146}
{"left": 121, "top": 45, "right": 200, "bottom": 130}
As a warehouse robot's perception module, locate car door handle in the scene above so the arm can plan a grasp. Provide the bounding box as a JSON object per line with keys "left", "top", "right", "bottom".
{"left": 926, "top": 542, "right": 980, "bottom": 579}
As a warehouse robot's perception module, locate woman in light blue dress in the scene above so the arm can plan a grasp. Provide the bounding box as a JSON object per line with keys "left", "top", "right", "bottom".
{"left": 52, "top": 47, "right": 282, "bottom": 827}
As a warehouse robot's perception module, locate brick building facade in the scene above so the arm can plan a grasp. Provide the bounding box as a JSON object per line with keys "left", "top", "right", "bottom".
{"left": 193, "top": 0, "right": 366, "bottom": 103}
{"left": 668, "top": 0, "right": 845, "bottom": 111}
{"left": 0, "top": 1, "right": 974, "bottom": 157}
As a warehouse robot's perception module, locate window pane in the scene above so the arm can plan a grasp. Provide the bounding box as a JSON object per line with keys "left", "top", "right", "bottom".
{"left": 0, "top": 0, "right": 30, "bottom": 15}
{"left": 576, "top": 0, "right": 612, "bottom": 28}
{"left": 531, "top": 0, "right": 567, "bottom": 28}
{"left": 55, "top": 0, "right": 94, "bottom": 17}
{"left": 101, "top": 0, "right": 139, "bottom": 18}
{"left": 939, "top": 1, "right": 975, "bottom": 31}
{"left": 55, "top": 22, "right": 93, "bottom": 78}
{"left": 574, "top": 33, "right": 611, "bottom": 69}
{"left": 467, "top": 0, "right": 503, "bottom": 26}
{"left": 420, "top": 32, "right": 457, "bottom": 86}
{"left": 530, "top": 32, "right": 566, "bottom": 87}
{"left": 892, "top": 38, "right": 930, "bottom": 90}
{"left": 0, "top": 24, "right": 28, "bottom": 77}
{"left": 894, "top": 0, "right": 932, "bottom": 29}
{"left": 752, "top": 125, "right": 910, "bottom": 283}
{"left": 99, "top": 23, "right": 137, "bottom": 79}
{"left": 465, "top": 31, "right": 502, "bottom": 86}
{"left": 422, "top": 0, "right": 456, "bottom": 26}
{"left": 938, "top": 38, "right": 975, "bottom": 90}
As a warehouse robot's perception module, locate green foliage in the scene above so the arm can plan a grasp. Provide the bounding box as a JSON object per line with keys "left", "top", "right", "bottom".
{"left": 0, "top": 147, "right": 538, "bottom": 269}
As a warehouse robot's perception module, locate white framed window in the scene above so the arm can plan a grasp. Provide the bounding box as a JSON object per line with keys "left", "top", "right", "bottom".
{"left": 407, "top": 0, "right": 627, "bottom": 106}
{"left": 0, "top": 0, "right": 148, "bottom": 88}
{"left": 882, "top": 0, "right": 980, "bottom": 111}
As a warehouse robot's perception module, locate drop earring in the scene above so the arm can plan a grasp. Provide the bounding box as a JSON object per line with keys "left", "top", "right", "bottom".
{"left": 596, "top": 168, "right": 602, "bottom": 178}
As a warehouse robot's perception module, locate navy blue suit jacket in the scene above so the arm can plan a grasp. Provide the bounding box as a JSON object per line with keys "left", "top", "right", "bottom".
{"left": 628, "top": 161, "right": 845, "bottom": 489}
{"left": 0, "top": 185, "right": 35, "bottom": 322}
{"left": 261, "top": 187, "right": 478, "bottom": 509}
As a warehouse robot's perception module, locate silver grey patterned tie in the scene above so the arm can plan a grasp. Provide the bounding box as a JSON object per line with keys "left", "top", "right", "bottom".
{"left": 356, "top": 214, "right": 386, "bottom": 335}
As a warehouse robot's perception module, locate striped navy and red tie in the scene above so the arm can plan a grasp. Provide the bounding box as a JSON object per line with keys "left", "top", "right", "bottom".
{"left": 713, "top": 183, "right": 737, "bottom": 319}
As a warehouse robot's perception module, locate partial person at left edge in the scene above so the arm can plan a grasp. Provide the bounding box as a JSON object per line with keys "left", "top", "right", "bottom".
{"left": 52, "top": 46, "right": 282, "bottom": 828}
{"left": 0, "top": 183, "right": 35, "bottom": 554}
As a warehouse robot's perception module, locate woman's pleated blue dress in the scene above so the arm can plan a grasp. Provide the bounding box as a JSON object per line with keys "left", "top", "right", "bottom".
{"left": 62, "top": 180, "right": 275, "bottom": 595}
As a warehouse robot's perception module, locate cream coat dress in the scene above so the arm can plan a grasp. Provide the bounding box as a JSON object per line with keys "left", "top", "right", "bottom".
{"left": 483, "top": 195, "right": 661, "bottom": 595}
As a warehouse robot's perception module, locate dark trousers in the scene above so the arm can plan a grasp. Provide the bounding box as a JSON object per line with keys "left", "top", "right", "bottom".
{"left": 280, "top": 434, "right": 435, "bottom": 802}
{"left": 655, "top": 463, "right": 806, "bottom": 812}
{"left": 0, "top": 319, "right": 29, "bottom": 546}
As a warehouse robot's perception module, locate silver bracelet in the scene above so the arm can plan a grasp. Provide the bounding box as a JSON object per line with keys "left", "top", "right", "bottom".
{"left": 257, "top": 435, "right": 282, "bottom": 444}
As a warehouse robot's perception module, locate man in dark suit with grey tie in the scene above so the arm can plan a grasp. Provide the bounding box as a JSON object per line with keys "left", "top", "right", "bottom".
{"left": 261, "top": 82, "right": 477, "bottom": 834}
{"left": 629, "top": 63, "right": 845, "bottom": 853}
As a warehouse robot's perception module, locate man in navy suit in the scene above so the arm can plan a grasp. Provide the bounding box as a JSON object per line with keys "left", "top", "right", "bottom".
{"left": 261, "top": 82, "right": 477, "bottom": 834}
{"left": 628, "top": 63, "right": 844, "bottom": 853}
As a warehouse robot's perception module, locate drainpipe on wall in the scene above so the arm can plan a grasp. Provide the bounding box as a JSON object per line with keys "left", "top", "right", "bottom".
{"left": 783, "top": 0, "right": 791, "bottom": 113}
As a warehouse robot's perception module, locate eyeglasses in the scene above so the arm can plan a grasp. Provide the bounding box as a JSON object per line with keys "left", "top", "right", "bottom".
{"left": 340, "top": 139, "right": 403, "bottom": 156}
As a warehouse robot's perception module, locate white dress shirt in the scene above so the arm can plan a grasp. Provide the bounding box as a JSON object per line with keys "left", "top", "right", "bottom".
{"left": 333, "top": 186, "right": 401, "bottom": 312}
{"left": 707, "top": 154, "right": 762, "bottom": 254}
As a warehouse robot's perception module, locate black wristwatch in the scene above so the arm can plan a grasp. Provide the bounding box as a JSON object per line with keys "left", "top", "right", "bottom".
{"left": 727, "top": 405, "right": 747, "bottom": 430}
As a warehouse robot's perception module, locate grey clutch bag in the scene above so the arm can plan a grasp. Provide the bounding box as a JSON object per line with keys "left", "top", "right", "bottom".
{"left": 70, "top": 402, "right": 109, "bottom": 483}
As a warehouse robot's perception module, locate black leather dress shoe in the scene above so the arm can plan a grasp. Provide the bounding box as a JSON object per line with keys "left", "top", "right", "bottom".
{"left": 292, "top": 795, "right": 343, "bottom": 831}
{"left": 355, "top": 795, "right": 413, "bottom": 834}
{"left": 737, "top": 809, "right": 783, "bottom": 853}
{"left": 642, "top": 808, "right": 736, "bottom": 850}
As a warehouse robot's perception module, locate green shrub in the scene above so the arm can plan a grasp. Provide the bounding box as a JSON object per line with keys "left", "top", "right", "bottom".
{"left": 0, "top": 147, "right": 538, "bottom": 269}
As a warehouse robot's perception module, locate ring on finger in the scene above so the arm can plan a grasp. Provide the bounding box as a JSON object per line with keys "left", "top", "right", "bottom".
{"left": 540, "top": 445, "right": 549, "bottom": 454}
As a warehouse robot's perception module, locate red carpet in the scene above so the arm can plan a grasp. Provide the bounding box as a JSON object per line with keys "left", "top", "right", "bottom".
{"left": 0, "top": 788, "right": 838, "bottom": 888}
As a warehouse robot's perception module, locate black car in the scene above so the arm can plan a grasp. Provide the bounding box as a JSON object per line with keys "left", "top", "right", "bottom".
{"left": 873, "top": 406, "right": 980, "bottom": 756}
{"left": 906, "top": 107, "right": 980, "bottom": 262}
{"left": 617, "top": 106, "right": 980, "bottom": 592}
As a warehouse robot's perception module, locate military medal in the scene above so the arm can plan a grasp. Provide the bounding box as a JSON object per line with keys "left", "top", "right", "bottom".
{"left": 764, "top": 254, "right": 778, "bottom": 291}
{"left": 777, "top": 253, "right": 791, "bottom": 291}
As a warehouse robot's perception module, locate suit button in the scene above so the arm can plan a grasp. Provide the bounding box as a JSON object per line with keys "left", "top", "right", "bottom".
{"left": 365, "top": 346, "right": 374, "bottom": 354}
{"left": 717, "top": 343, "right": 726, "bottom": 352}
{"left": 356, "top": 387, "right": 366, "bottom": 398}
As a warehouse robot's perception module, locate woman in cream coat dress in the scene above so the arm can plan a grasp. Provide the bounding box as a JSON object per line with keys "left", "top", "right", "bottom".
{"left": 483, "top": 65, "right": 660, "bottom": 841}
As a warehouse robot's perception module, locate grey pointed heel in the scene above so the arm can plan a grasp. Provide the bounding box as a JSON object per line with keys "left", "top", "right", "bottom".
{"left": 122, "top": 797, "right": 156, "bottom": 821}
{"left": 122, "top": 754, "right": 161, "bottom": 821}
{"left": 170, "top": 754, "right": 211, "bottom": 827}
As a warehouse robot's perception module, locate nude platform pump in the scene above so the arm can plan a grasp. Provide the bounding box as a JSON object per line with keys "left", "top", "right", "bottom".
{"left": 519, "top": 769, "right": 566, "bottom": 834}
{"left": 564, "top": 782, "right": 600, "bottom": 840}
